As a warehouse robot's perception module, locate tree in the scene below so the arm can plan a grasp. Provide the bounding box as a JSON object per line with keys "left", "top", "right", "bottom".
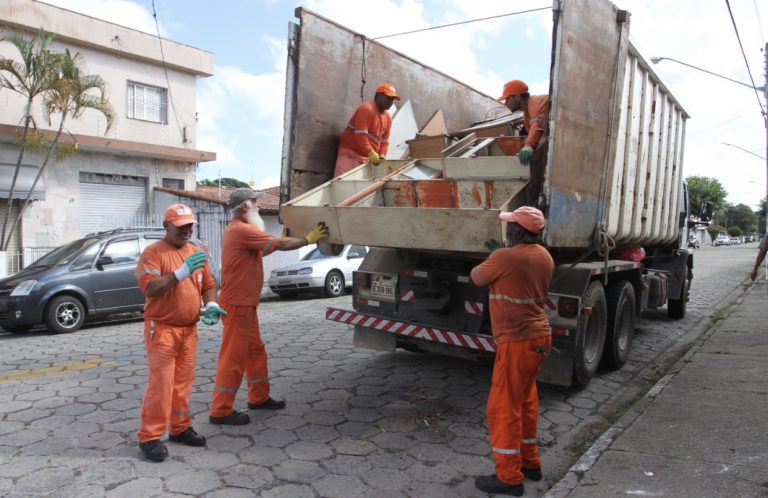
{"left": 0, "top": 30, "right": 59, "bottom": 250}
{"left": 727, "top": 226, "right": 742, "bottom": 238}
{"left": 707, "top": 224, "right": 725, "bottom": 242}
{"left": 686, "top": 175, "right": 727, "bottom": 218}
{"left": 2, "top": 49, "right": 114, "bottom": 250}
{"left": 197, "top": 177, "right": 249, "bottom": 188}
{"left": 724, "top": 203, "right": 757, "bottom": 233}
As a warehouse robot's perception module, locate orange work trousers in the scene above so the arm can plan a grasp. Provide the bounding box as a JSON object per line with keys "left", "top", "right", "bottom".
{"left": 137, "top": 320, "right": 197, "bottom": 442}
{"left": 210, "top": 305, "right": 270, "bottom": 417}
{"left": 333, "top": 151, "right": 366, "bottom": 177}
{"left": 487, "top": 335, "right": 552, "bottom": 485}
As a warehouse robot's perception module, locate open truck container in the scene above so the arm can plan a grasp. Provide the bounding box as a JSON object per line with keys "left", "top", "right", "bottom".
{"left": 279, "top": 0, "right": 695, "bottom": 387}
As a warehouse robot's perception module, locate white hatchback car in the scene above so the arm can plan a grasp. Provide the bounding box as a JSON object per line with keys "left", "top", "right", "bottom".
{"left": 268, "top": 245, "right": 368, "bottom": 298}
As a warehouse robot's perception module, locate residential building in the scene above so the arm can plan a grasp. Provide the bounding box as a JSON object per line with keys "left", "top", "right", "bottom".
{"left": 0, "top": 0, "right": 215, "bottom": 274}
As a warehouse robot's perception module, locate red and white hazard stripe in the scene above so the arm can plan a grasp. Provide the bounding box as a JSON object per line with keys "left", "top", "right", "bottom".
{"left": 464, "top": 301, "right": 484, "bottom": 315}
{"left": 326, "top": 307, "right": 497, "bottom": 352}
{"left": 401, "top": 290, "right": 415, "bottom": 302}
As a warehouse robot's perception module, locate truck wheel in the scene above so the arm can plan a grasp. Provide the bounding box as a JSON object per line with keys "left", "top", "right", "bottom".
{"left": 324, "top": 270, "right": 344, "bottom": 297}
{"left": 667, "top": 277, "right": 689, "bottom": 319}
{"left": 45, "top": 295, "right": 85, "bottom": 334}
{"left": 573, "top": 281, "right": 607, "bottom": 387}
{"left": 601, "top": 281, "right": 635, "bottom": 369}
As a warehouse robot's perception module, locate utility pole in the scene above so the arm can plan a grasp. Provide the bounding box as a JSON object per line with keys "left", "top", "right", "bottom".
{"left": 764, "top": 43, "right": 767, "bottom": 237}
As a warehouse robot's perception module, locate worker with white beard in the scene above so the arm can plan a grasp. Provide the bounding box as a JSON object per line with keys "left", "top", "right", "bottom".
{"left": 209, "top": 188, "right": 329, "bottom": 424}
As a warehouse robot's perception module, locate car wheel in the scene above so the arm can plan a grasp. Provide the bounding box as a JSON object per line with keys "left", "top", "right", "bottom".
{"left": 0, "top": 324, "right": 34, "bottom": 333}
{"left": 45, "top": 295, "right": 85, "bottom": 333}
{"left": 324, "top": 270, "right": 344, "bottom": 297}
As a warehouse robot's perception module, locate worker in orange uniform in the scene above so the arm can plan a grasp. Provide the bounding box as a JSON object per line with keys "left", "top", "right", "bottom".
{"left": 333, "top": 82, "right": 401, "bottom": 177}
{"left": 135, "top": 203, "right": 226, "bottom": 462}
{"left": 209, "top": 188, "right": 330, "bottom": 425}
{"left": 471, "top": 206, "right": 555, "bottom": 496}
{"left": 497, "top": 80, "right": 550, "bottom": 166}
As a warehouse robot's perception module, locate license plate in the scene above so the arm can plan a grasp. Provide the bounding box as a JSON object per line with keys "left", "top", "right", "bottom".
{"left": 371, "top": 276, "right": 395, "bottom": 296}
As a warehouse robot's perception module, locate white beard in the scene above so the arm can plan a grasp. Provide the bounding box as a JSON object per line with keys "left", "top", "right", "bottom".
{"left": 245, "top": 207, "right": 265, "bottom": 231}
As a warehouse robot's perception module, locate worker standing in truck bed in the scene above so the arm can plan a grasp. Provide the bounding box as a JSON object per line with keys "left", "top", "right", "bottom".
{"left": 497, "top": 80, "right": 549, "bottom": 166}
{"left": 333, "top": 82, "right": 401, "bottom": 177}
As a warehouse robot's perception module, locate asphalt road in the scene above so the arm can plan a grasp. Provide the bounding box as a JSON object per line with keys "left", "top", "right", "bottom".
{"left": 0, "top": 244, "right": 759, "bottom": 497}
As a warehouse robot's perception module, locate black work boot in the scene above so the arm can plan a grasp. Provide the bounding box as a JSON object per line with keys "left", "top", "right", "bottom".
{"left": 522, "top": 466, "right": 543, "bottom": 481}
{"left": 247, "top": 398, "right": 286, "bottom": 410}
{"left": 475, "top": 475, "right": 524, "bottom": 496}
{"left": 209, "top": 411, "right": 251, "bottom": 425}
{"left": 168, "top": 426, "right": 207, "bottom": 447}
{"left": 139, "top": 439, "right": 169, "bottom": 462}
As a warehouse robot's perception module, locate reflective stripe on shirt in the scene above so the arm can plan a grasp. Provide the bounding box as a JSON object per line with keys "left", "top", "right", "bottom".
{"left": 347, "top": 123, "right": 388, "bottom": 144}
{"left": 489, "top": 294, "right": 547, "bottom": 305}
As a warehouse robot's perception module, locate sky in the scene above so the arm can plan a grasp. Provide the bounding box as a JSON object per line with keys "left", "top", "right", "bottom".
{"left": 43, "top": 0, "right": 768, "bottom": 210}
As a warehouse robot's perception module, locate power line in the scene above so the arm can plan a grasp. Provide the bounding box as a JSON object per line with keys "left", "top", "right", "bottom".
{"left": 372, "top": 7, "right": 550, "bottom": 41}
{"left": 150, "top": 0, "right": 185, "bottom": 141}
{"left": 724, "top": 0, "right": 766, "bottom": 122}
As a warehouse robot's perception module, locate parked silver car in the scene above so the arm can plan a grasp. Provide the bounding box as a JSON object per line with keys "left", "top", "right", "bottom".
{"left": 268, "top": 245, "right": 368, "bottom": 298}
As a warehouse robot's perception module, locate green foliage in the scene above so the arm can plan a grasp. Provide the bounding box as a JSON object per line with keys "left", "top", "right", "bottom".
{"left": 708, "top": 224, "right": 726, "bottom": 240}
{"left": 197, "top": 177, "right": 250, "bottom": 188}
{"left": 727, "top": 226, "right": 742, "bottom": 237}
{"left": 686, "top": 175, "right": 727, "bottom": 217}
{"left": 725, "top": 203, "right": 757, "bottom": 232}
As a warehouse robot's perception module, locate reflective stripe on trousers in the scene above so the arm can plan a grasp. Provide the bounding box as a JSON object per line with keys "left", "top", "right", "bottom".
{"left": 137, "top": 320, "right": 197, "bottom": 442}
{"left": 487, "top": 335, "right": 551, "bottom": 485}
{"left": 210, "top": 305, "right": 270, "bottom": 417}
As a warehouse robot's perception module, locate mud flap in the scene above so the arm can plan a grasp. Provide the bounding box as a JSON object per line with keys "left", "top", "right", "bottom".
{"left": 353, "top": 325, "right": 396, "bottom": 352}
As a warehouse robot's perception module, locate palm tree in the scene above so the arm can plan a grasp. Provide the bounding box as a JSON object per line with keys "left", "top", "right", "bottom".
{"left": 0, "top": 30, "right": 59, "bottom": 250}
{"left": 2, "top": 49, "right": 115, "bottom": 250}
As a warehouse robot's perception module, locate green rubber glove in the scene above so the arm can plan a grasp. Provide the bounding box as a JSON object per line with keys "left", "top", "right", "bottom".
{"left": 202, "top": 302, "right": 227, "bottom": 325}
{"left": 485, "top": 239, "right": 502, "bottom": 254}
{"left": 368, "top": 149, "right": 381, "bottom": 165}
{"left": 305, "top": 222, "right": 330, "bottom": 245}
{"left": 174, "top": 251, "right": 207, "bottom": 281}
{"left": 518, "top": 146, "right": 533, "bottom": 165}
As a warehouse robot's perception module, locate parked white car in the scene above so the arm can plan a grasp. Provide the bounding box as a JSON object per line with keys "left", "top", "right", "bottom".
{"left": 714, "top": 235, "right": 730, "bottom": 247}
{"left": 268, "top": 245, "right": 368, "bottom": 298}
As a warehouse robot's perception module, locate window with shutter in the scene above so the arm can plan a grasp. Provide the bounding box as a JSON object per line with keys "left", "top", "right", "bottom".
{"left": 127, "top": 81, "right": 168, "bottom": 124}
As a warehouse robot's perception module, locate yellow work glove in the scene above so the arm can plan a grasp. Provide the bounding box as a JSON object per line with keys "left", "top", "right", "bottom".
{"left": 305, "top": 222, "right": 330, "bottom": 245}
{"left": 368, "top": 149, "right": 381, "bottom": 165}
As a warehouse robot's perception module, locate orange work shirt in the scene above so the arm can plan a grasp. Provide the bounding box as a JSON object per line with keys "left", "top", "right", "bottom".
{"left": 470, "top": 244, "right": 555, "bottom": 344}
{"left": 337, "top": 100, "right": 392, "bottom": 160}
{"left": 218, "top": 218, "right": 278, "bottom": 307}
{"left": 523, "top": 95, "right": 550, "bottom": 150}
{"left": 135, "top": 240, "right": 215, "bottom": 326}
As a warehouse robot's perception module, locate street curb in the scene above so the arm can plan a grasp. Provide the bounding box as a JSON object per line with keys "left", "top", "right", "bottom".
{"left": 543, "top": 278, "right": 753, "bottom": 498}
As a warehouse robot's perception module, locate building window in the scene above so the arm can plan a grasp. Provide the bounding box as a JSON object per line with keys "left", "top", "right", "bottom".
{"left": 162, "top": 178, "right": 184, "bottom": 189}
{"left": 127, "top": 81, "right": 168, "bottom": 124}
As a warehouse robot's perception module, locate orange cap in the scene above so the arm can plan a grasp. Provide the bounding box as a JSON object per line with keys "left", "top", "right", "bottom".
{"left": 375, "top": 82, "right": 401, "bottom": 101}
{"left": 163, "top": 203, "right": 198, "bottom": 227}
{"left": 497, "top": 80, "right": 529, "bottom": 102}
{"left": 499, "top": 206, "right": 545, "bottom": 234}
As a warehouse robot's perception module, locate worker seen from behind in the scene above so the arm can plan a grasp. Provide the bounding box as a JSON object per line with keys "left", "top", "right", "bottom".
{"left": 209, "top": 188, "right": 330, "bottom": 425}
{"left": 333, "top": 82, "right": 401, "bottom": 177}
{"left": 749, "top": 234, "right": 767, "bottom": 283}
{"left": 497, "top": 80, "right": 550, "bottom": 166}
{"left": 135, "top": 203, "right": 226, "bottom": 462}
{"left": 470, "top": 206, "right": 555, "bottom": 496}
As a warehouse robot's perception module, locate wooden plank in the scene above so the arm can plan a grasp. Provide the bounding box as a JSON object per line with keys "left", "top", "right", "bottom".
{"left": 419, "top": 110, "right": 447, "bottom": 136}
{"left": 442, "top": 132, "right": 477, "bottom": 157}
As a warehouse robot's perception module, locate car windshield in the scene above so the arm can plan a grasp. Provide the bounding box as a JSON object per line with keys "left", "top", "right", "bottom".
{"left": 301, "top": 248, "right": 334, "bottom": 261}
{"left": 28, "top": 237, "right": 101, "bottom": 268}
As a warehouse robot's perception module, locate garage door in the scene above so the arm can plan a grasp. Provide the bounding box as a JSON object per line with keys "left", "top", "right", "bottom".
{"left": 79, "top": 173, "right": 148, "bottom": 236}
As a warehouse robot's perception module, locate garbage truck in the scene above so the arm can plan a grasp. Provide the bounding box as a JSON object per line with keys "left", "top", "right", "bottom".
{"left": 278, "top": 1, "right": 709, "bottom": 387}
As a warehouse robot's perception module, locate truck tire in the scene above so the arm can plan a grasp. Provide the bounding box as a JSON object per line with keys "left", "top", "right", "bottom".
{"left": 667, "top": 277, "right": 689, "bottom": 319}
{"left": 601, "top": 281, "right": 635, "bottom": 369}
{"left": 573, "top": 281, "right": 607, "bottom": 387}
{"left": 45, "top": 295, "right": 85, "bottom": 334}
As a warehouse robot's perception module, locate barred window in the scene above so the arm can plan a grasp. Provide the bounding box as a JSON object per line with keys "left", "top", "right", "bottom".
{"left": 127, "top": 81, "right": 168, "bottom": 124}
